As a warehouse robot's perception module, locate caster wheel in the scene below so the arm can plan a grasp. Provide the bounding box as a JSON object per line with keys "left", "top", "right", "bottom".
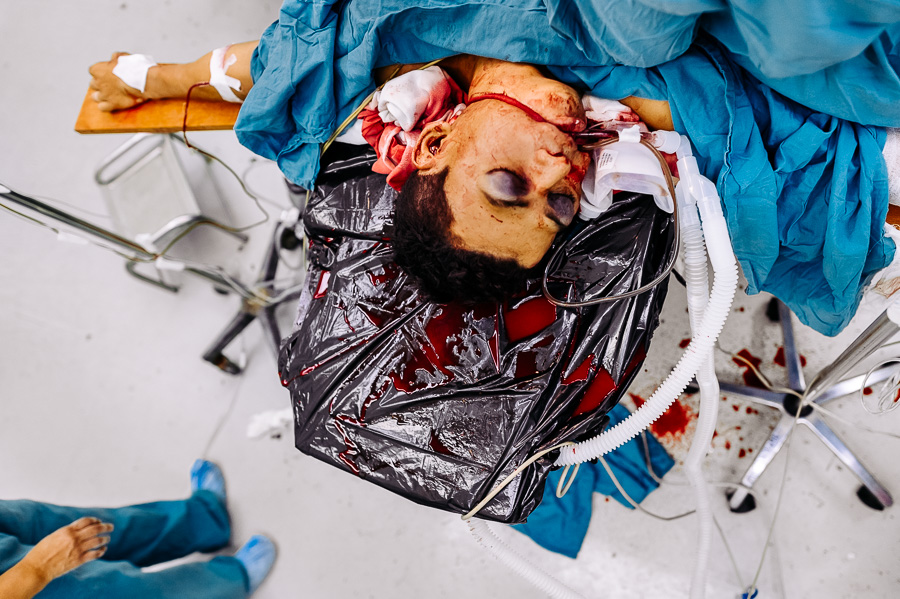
{"left": 280, "top": 226, "right": 302, "bottom": 251}
{"left": 857, "top": 486, "right": 887, "bottom": 511}
{"left": 204, "top": 352, "right": 242, "bottom": 375}
{"left": 765, "top": 298, "right": 780, "bottom": 323}
{"left": 726, "top": 490, "right": 756, "bottom": 513}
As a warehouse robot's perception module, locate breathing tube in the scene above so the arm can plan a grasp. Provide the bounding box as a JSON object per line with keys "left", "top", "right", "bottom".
{"left": 550, "top": 133, "right": 738, "bottom": 599}
{"left": 466, "top": 124, "right": 738, "bottom": 599}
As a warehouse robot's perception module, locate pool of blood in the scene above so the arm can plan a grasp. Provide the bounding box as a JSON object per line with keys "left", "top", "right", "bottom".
{"left": 773, "top": 346, "right": 807, "bottom": 368}
{"left": 630, "top": 392, "right": 694, "bottom": 439}
{"left": 733, "top": 349, "right": 765, "bottom": 388}
{"left": 504, "top": 297, "right": 557, "bottom": 342}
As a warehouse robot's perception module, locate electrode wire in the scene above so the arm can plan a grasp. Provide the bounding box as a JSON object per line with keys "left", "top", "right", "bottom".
{"left": 728, "top": 351, "right": 900, "bottom": 441}
{"left": 607, "top": 438, "right": 747, "bottom": 590}
{"left": 461, "top": 442, "right": 576, "bottom": 521}
{"left": 542, "top": 138, "right": 680, "bottom": 308}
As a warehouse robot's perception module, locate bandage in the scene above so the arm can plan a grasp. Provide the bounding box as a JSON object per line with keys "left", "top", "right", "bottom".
{"left": 209, "top": 46, "right": 243, "bottom": 103}
{"left": 374, "top": 66, "right": 447, "bottom": 131}
{"left": 112, "top": 54, "right": 157, "bottom": 93}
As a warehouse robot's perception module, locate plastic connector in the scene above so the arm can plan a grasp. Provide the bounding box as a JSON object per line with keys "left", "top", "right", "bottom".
{"left": 650, "top": 130, "right": 682, "bottom": 154}
{"left": 155, "top": 257, "right": 186, "bottom": 272}
{"left": 676, "top": 134, "right": 694, "bottom": 160}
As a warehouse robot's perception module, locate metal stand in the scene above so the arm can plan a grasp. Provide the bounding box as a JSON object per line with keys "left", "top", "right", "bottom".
{"left": 201, "top": 221, "right": 303, "bottom": 374}
{"left": 1, "top": 145, "right": 307, "bottom": 376}
{"left": 722, "top": 298, "right": 896, "bottom": 513}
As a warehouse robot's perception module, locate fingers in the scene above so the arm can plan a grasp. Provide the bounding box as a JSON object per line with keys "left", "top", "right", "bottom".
{"left": 77, "top": 521, "right": 114, "bottom": 540}
{"left": 83, "top": 546, "right": 108, "bottom": 563}
{"left": 69, "top": 517, "right": 102, "bottom": 531}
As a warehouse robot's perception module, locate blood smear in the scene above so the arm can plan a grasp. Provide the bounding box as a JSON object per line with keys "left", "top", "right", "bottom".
{"left": 314, "top": 270, "right": 331, "bottom": 299}
{"left": 733, "top": 349, "right": 765, "bottom": 388}
{"left": 504, "top": 297, "right": 557, "bottom": 342}
{"left": 562, "top": 354, "right": 595, "bottom": 384}
{"left": 515, "top": 351, "right": 539, "bottom": 378}
{"left": 774, "top": 346, "right": 807, "bottom": 368}
{"left": 679, "top": 338, "right": 691, "bottom": 349}
{"left": 571, "top": 368, "right": 616, "bottom": 417}
{"left": 630, "top": 393, "right": 694, "bottom": 438}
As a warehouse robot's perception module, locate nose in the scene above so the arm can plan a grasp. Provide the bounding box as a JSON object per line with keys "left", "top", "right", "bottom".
{"left": 532, "top": 150, "right": 573, "bottom": 192}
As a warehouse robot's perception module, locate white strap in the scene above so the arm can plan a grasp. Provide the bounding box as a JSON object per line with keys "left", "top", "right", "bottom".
{"left": 209, "top": 46, "right": 243, "bottom": 103}
{"left": 111, "top": 54, "right": 157, "bottom": 93}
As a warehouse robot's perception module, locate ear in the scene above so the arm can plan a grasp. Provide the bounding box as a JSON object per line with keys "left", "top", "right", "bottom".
{"left": 413, "top": 121, "right": 452, "bottom": 171}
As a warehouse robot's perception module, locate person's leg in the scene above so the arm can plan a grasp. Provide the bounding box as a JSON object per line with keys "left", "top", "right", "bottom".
{"left": 37, "top": 554, "right": 249, "bottom": 599}
{"left": 0, "top": 491, "right": 230, "bottom": 567}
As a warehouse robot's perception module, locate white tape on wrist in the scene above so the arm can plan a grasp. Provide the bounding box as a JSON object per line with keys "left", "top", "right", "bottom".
{"left": 209, "top": 46, "right": 243, "bottom": 103}
{"left": 111, "top": 54, "right": 157, "bottom": 93}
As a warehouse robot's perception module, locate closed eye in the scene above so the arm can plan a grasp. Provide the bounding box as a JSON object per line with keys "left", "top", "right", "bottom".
{"left": 486, "top": 169, "right": 529, "bottom": 198}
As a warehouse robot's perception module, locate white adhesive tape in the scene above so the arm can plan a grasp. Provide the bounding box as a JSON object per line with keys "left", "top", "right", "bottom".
{"left": 111, "top": 53, "right": 157, "bottom": 94}
{"left": 0, "top": 184, "right": 10, "bottom": 194}
{"left": 209, "top": 46, "right": 243, "bottom": 103}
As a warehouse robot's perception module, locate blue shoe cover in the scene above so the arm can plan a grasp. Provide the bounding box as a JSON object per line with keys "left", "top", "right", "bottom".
{"left": 190, "top": 459, "right": 226, "bottom": 502}
{"left": 235, "top": 535, "right": 277, "bottom": 594}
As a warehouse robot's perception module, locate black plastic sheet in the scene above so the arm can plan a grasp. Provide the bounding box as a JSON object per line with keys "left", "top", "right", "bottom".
{"left": 277, "top": 147, "right": 675, "bottom": 523}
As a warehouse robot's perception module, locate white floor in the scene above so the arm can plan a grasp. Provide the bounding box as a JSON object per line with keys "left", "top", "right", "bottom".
{"left": 2, "top": 2, "right": 900, "bottom": 598}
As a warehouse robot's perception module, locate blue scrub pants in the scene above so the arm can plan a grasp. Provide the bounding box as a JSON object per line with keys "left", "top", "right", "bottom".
{"left": 0, "top": 491, "right": 249, "bottom": 598}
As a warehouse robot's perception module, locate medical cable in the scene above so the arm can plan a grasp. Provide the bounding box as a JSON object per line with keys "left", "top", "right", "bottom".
{"left": 728, "top": 351, "right": 900, "bottom": 443}
{"left": 0, "top": 185, "right": 292, "bottom": 306}
{"left": 460, "top": 442, "right": 577, "bottom": 521}
{"left": 860, "top": 358, "right": 900, "bottom": 415}
{"left": 541, "top": 137, "right": 680, "bottom": 308}
{"left": 603, "top": 444, "right": 748, "bottom": 591}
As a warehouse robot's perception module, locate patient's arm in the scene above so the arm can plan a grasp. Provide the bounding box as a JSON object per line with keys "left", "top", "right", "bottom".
{"left": 87, "top": 41, "right": 259, "bottom": 112}
{"left": 621, "top": 96, "right": 674, "bottom": 131}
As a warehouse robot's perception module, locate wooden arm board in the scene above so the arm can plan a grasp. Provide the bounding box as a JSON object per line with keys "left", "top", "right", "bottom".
{"left": 74, "top": 88, "right": 240, "bottom": 134}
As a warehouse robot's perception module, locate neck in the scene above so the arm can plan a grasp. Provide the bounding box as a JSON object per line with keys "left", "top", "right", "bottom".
{"left": 465, "top": 58, "right": 585, "bottom": 132}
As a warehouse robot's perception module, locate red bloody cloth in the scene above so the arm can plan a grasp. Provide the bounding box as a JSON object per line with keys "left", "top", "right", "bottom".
{"left": 359, "top": 70, "right": 466, "bottom": 192}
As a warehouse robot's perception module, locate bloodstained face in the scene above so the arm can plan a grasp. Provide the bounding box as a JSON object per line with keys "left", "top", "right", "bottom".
{"left": 413, "top": 80, "right": 590, "bottom": 268}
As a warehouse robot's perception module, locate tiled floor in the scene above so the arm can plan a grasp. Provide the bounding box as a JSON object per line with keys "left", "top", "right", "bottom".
{"left": 2, "top": 2, "right": 899, "bottom": 597}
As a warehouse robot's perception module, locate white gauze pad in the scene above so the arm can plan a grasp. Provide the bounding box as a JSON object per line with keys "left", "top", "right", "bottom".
{"left": 209, "top": 46, "right": 243, "bottom": 103}
{"left": 111, "top": 54, "right": 157, "bottom": 93}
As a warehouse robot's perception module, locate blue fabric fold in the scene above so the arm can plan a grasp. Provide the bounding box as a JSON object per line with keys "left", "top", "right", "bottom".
{"left": 236, "top": 0, "right": 899, "bottom": 335}
{"left": 511, "top": 403, "right": 675, "bottom": 559}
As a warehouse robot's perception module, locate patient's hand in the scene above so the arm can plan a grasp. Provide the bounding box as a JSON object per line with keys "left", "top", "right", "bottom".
{"left": 88, "top": 52, "right": 148, "bottom": 112}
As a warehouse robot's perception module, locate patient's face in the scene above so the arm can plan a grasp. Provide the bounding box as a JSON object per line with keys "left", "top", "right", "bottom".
{"left": 416, "top": 98, "right": 590, "bottom": 268}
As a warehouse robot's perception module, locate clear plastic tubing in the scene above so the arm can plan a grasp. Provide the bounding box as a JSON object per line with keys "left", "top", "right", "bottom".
{"left": 467, "top": 519, "right": 586, "bottom": 599}
{"left": 678, "top": 190, "right": 718, "bottom": 599}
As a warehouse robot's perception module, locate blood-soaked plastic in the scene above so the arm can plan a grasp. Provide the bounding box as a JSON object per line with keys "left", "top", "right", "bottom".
{"left": 278, "top": 147, "right": 675, "bottom": 523}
